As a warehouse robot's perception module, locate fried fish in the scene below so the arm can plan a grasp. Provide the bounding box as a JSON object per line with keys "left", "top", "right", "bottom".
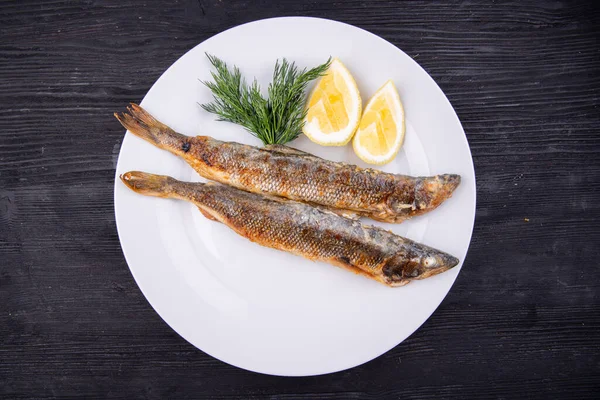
{"left": 120, "top": 171, "right": 459, "bottom": 286}
{"left": 115, "top": 105, "right": 460, "bottom": 223}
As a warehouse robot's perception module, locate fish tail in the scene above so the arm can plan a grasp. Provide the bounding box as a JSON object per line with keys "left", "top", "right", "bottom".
{"left": 114, "top": 104, "right": 183, "bottom": 149}
{"left": 120, "top": 171, "right": 178, "bottom": 198}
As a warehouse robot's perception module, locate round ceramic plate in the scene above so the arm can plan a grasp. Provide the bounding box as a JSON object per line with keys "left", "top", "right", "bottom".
{"left": 114, "top": 17, "right": 476, "bottom": 376}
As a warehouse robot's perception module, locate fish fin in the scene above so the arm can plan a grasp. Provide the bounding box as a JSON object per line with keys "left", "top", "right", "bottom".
{"left": 263, "top": 144, "right": 307, "bottom": 155}
{"left": 264, "top": 144, "right": 321, "bottom": 159}
{"left": 321, "top": 207, "right": 361, "bottom": 221}
{"left": 328, "top": 257, "right": 392, "bottom": 287}
{"left": 198, "top": 206, "right": 219, "bottom": 221}
{"left": 114, "top": 104, "right": 176, "bottom": 147}
{"left": 301, "top": 201, "right": 361, "bottom": 220}
{"left": 120, "top": 171, "right": 176, "bottom": 198}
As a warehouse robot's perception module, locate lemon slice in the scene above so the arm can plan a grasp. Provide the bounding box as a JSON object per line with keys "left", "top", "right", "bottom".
{"left": 352, "top": 80, "right": 405, "bottom": 165}
{"left": 303, "top": 59, "right": 362, "bottom": 146}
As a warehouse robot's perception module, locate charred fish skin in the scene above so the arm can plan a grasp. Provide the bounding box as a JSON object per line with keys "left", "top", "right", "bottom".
{"left": 115, "top": 104, "right": 460, "bottom": 223}
{"left": 120, "top": 171, "right": 459, "bottom": 287}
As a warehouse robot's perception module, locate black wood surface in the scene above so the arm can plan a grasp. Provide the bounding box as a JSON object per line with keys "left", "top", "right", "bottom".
{"left": 1, "top": 1, "right": 599, "bottom": 398}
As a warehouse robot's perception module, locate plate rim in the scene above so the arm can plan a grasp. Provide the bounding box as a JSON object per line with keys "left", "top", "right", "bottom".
{"left": 113, "top": 16, "right": 477, "bottom": 376}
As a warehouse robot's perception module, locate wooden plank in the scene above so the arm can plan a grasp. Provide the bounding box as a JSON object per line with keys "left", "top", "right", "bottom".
{"left": 1, "top": 0, "right": 598, "bottom": 398}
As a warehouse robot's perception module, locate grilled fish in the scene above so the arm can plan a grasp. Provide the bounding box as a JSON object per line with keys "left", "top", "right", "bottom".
{"left": 120, "top": 171, "right": 459, "bottom": 287}
{"left": 115, "top": 104, "right": 460, "bottom": 223}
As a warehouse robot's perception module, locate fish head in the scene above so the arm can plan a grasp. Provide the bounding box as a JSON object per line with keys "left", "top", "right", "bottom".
{"left": 418, "top": 174, "right": 461, "bottom": 210}
{"left": 385, "top": 174, "right": 461, "bottom": 221}
{"left": 382, "top": 248, "right": 459, "bottom": 286}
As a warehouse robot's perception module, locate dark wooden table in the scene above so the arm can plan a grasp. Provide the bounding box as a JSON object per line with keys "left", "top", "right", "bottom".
{"left": 1, "top": 1, "right": 599, "bottom": 398}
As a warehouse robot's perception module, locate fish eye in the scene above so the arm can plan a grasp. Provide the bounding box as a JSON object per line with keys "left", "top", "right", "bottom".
{"left": 423, "top": 256, "right": 438, "bottom": 268}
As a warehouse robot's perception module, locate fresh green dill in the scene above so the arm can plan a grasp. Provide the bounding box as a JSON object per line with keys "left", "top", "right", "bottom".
{"left": 201, "top": 54, "right": 331, "bottom": 145}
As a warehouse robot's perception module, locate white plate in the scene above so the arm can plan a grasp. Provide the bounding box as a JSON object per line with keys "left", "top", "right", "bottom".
{"left": 114, "top": 17, "right": 476, "bottom": 376}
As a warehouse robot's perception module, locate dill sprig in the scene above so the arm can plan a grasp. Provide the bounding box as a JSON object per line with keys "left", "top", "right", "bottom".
{"left": 201, "top": 54, "right": 331, "bottom": 145}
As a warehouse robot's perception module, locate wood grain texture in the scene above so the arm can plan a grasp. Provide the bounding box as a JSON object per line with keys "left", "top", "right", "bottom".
{"left": 1, "top": 0, "right": 599, "bottom": 398}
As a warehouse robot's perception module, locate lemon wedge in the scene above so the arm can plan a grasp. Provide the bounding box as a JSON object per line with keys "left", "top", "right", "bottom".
{"left": 303, "top": 59, "right": 362, "bottom": 146}
{"left": 352, "top": 80, "right": 405, "bottom": 165}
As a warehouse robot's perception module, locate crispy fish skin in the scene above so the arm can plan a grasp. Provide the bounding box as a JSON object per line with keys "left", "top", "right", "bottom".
{"left": 120, "top": 171, "right": 459, "bottom": 287}
{"left": 115, "top": 104, "right": 460, "bottom": 223}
